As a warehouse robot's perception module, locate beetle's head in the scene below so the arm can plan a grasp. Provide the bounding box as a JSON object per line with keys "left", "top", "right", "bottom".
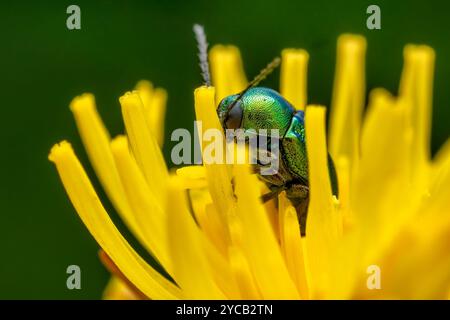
{"left": 217, "top": 94, "right": 243, "bottom": 130}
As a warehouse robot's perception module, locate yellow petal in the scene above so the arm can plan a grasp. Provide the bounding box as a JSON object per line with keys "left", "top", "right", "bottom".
{"left": 399, "top": 45, "right": 435, "bottom": 186}
{"left": 166, "top": 176, "right": 226, "bottom": 299}
{"left": 305, "top": 106, "right": 341, "bottom": 296}
{"left": 110, "top": 135, "right": 172, "bottom": 274}
{"left": 194, "top": 86, "right": 235, "bottom": 226}
{"left": 209, "top": 45, "right": 247, "bottom": 102}
{"left": 181, "top": 187, "right": 238, "bottom": 298}
{"left": 356, "top": 90, "right": 412, "bottom": 232}
{"left": 433, "top": 138, "right": 450, "bottom": 172}
{"left": 135, "top": 80, "right": 168, "bottom": 147}
{"left": 328, "top": 34, "right": 366, "bottom": 176}
{"left": 348, "top": 90, "right": 433, "bottom": 298}
{"left": 48, "top": 141, "right": 182, "bottom": 300}
{"left": 69, "top": 94, "right": 152, "bottom": 256}
{"left": 355, "top": 216, "right": 450, "bottom": 299}
{"left": 175, "top": 166, "right": 208, "bottom": 189}
{"left": 228, "top": 246, "right": 262, "bottom": 299}
{"left": 279, "top": 202, "right": 309, "bottom": 298}
{"left": 149, "top": 88, "right": 168, "bottom": 144}
{"left": 194, "top": 86, "right": 223, "bottom": 132}
{"left": 203, "top": 237, "right": 241, "bottom": 299}
{"left": 119, "top": 91, "right": 168, "bottom": 200}
{"left": 334, "top": 156, "right": 352, "bottom": 231}
{"left": 430, "top": 149, "right": 450, "bottom": 213}
{"left": 426, "top": 146, "right": 450, "bottom": 219}
{"left": 103, "top": 277, "right": 141, "bottom": 300}
{"left": 135, "top": 80, "right": 154, "bottom": 109}
{"left": 194, "top": 200, "right": 229, "bottom": 257}
{"left": 176, "top": 165, "right": 206, "bottom": 180}
{"left": 280, "top": 49, "right": 309, "bottom": 110}
{"left": 234, "top": 164, "right": 300, "bottom": 299}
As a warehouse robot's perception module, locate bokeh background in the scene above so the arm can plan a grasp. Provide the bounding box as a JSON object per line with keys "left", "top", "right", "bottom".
{"left": 0, "top": 0, "right": 448, "bottom": 299}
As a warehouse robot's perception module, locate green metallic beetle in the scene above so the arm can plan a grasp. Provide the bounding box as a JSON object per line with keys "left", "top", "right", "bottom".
{"left": 217, "top": 85, "right": 338, "bottom": 235}
{"left": 193, "top": 24, "right": 338, "bottom": 235}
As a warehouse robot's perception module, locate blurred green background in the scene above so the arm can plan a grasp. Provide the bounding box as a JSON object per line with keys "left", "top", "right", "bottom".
{"left": 0, "top": 0, "right": 448, "bottom": 299}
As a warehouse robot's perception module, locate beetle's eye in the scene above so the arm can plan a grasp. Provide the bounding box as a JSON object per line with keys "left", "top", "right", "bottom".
{"left": 225, "top": 101, "right": 243, "bottom": 129}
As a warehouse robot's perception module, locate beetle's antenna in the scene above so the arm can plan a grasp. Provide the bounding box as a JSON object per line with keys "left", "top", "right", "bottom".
{"left": 246, "top": 56, "right": 281, "bottom": 90}
{"left": 228, "top": 56, "right": 281, "bottom": 110}
{"left": 193, "top": 24, "right": 211, "bottom": 87}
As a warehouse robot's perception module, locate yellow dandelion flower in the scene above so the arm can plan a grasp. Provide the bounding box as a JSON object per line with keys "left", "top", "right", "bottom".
{"left": 49, "top": 34, "right": 450, "bottom": 300}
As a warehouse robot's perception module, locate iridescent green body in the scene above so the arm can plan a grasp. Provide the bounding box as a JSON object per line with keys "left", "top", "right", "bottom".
{"left": 217, "top": 87, "right": 338, "bottom": 235}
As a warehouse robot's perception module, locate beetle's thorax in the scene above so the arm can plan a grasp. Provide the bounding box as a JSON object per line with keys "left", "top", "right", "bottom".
{"left": 239, "top": 87, "right": 295, "bottom": 137}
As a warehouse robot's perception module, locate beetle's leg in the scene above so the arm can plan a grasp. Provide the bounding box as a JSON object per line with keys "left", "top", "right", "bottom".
{"left": 286, "top": 183, "right": 309, "bottom": 236}
{"left": 294, "top": 196, "right": 309, "bottom": 237}
{"left": 260, "top": 186, "right": 283, "bottom": 203}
